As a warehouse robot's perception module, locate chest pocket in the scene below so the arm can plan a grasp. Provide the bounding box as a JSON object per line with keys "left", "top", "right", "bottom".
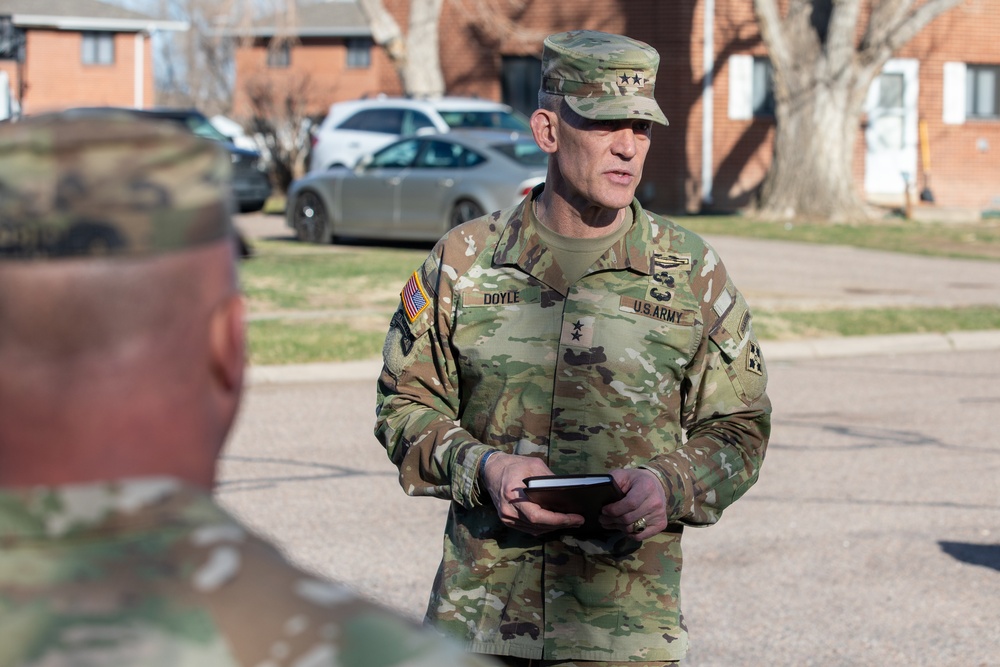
{"left": 596, "top": 295, "right": 700, "bottom": 383}
{"left": 453, "top": 286, "right": 556, "bottom": 366}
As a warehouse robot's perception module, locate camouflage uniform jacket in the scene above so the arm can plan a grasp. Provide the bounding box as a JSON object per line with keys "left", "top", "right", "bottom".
{"left": 375, "top": 191, "right": 771, "bottom": 662}
{"left": 0, "top": 477, "right": 498, "bottom": 667}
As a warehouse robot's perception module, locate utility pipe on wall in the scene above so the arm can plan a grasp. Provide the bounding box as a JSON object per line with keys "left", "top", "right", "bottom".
{"left": 701, "top": 0, "right": 715, "bottom": 208}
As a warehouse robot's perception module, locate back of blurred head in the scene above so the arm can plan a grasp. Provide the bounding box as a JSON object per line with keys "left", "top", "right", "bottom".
{"left": 0, "top": 110, "right": 246, "bottom": 489}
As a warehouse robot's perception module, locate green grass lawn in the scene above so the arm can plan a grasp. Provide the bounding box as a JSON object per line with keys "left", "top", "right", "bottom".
{"left": 674, "top": 214, "right": 1000, "bottom": 262}
{"left": 241, "top": 226, "right": 1000, "bottom": 365}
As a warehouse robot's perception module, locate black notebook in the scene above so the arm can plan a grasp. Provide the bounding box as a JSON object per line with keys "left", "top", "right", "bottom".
{"left": 522, "top": 474, "right": 625, "bottom": 524}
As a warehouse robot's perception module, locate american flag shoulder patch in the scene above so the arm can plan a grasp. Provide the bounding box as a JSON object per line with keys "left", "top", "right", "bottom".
{"left": 401, "top": 271, "right": 429, "bottom": 322}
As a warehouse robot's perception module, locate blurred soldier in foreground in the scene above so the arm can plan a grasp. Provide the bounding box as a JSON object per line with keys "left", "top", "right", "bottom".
{"left": 0, "top": 111, "right": 497, "bottom": 667}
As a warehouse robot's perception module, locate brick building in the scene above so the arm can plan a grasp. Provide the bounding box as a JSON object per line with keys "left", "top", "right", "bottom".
{"left": 229, "top": 1, "right": 398, "bottom": 120}
{"left": 234, "top": 0, "right": 1000, "bottom": 214}
{"left": 0, "top": 0, "right": 186, "bottom": 116}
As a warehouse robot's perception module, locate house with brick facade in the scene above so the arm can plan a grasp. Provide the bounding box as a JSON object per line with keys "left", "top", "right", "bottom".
{"left": 0, "top": 0, "right": 185, "bottom": 117}
{"left": 234, "top": 0, "right": 1000, "bottom": 215}
{"left": 229, "top": 0, "right": 397, "bottom": 121}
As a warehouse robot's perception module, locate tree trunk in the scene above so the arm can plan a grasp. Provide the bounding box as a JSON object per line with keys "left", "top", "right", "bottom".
{"left": 753, "top": 0, "right": 967, "bottom": 222}
{"left": 403, "top": 0, "right": 444, "bottom": 97}
{"left": 358, "top": 0, "right": 445, "bottom": 98}
{"left": 759, "top": 74, "right": 871, "bottom": 221}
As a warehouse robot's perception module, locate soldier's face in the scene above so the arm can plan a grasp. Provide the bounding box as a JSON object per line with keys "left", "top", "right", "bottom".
{"left": 552, "top": 110, "right": 652, "bottom": 212}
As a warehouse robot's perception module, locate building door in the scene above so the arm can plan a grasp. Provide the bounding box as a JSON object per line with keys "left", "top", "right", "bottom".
{"left": 501, "top": 55, "right": 541, "bottom": 118}
{"left": 864, "top": 58, "right": 919, "bottom": 197}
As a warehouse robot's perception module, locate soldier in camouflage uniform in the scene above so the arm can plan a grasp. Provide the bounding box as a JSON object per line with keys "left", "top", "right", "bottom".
{"left": 375, "top": 31, "right": 771, "bottom": 666}
{"left": 0, "top": 110, "right": 497, "bottom": 667}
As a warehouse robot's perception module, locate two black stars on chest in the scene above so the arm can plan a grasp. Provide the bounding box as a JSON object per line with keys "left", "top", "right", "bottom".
{"left": 571, "top": 320, "right": 584, "bottom": 341}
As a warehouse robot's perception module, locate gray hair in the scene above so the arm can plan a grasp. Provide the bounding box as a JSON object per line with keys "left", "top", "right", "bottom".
{"left": 537, "top": 90, "right": 564, "bottom": 114}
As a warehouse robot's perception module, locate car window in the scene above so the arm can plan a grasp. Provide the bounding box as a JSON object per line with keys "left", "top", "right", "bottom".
{"left": 339, "top": 108, "right": 405, "bottom": 134}
{"left": 462, "top": 149, "right": 486, "bottom": 167}
{"left": 490, "top": 139, "right": 548, "bottom": 167}
{"left": 416, "top": 140, "right": 471, "bottom": 169}
{"left": 370, "top": 139, "right": 420, "bottom": 168}
{"left": 438, "top": 110, "right": 530, "bottom": 131}
{"left": 180, "top": 116, "right": 230, "bottom": 142}
{"left": 402, "top": 111, "right": 436, "bottom": 135}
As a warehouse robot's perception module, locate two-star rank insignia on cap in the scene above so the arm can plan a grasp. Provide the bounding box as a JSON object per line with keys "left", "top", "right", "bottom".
{"left": 617, "top": 71, "right": 645, "bottom": 87}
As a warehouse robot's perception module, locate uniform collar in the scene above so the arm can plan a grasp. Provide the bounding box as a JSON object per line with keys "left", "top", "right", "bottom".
{"left": 492, "top": 185, "right": 655, "bottom": 295}
{"left": 0, "top": 477, "right": 212, "bottom": 540}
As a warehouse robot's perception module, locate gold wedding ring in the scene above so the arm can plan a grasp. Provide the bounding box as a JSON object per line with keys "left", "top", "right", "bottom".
{"left": 630, "top": 517, "right": 647, "bottom": 534}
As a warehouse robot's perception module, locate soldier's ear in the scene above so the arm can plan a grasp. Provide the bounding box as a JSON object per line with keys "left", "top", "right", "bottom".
{"left": 208, "top": 292, "right": 245, "bottom": 395}
{"left": 530, "top": 109, "right": 559, "bottom": 154}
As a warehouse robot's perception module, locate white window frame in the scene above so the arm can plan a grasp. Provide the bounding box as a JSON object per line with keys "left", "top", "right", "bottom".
{"left": 943, "top": 61, "right": 967, "bottom": 125}
{"left": 966, "top": 64, "right": 999, "bottom": 120}
{"left": 728, "top": 54, "right": 774, "bottom": 120}
{"left": 728, "top": 54, "right": 753, "bottom": 120}
{"left": 346, "top": 38, "right": 371, "bottom": 69}
{"left": 267, "top": 41, "right": 290, "bottom": 68}
{"left": 82, "top": 31, "right": 115, "bottom": 66}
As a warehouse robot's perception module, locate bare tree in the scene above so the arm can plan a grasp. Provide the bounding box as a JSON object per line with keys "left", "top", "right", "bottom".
{"left": 753, "top": 0, "right": 965, "bottom": 221}
{"left": 153, "top": 0, "right": 245, "bottom": 114}
{"left": 448, "top": 0, "right": 549, "bottom": 52}
{"left": 243, "top": 72, "right": 313, "bottom": 193}
{"left": 357, "top": 0, "right": 445, "bottom": 97}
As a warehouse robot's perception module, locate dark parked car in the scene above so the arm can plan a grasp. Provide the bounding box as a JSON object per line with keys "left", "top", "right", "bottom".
{"left": 64, "top": 107, "right": 272, "bottom": 213}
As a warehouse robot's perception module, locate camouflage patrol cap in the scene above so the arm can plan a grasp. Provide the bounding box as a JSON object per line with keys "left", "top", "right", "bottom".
{"left": 541, "top": 30, "right": 668, "bottom": 126}
{"left": 0, "top": 109, "right": 234, "bottom": 260}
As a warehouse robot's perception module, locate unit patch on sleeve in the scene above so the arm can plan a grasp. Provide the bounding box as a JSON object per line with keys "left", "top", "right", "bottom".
{"left": 401, "top": 270, "right": 429, "bottom": 322}
{"left": 746, "top": 340, "right": 763, "bottom": 376}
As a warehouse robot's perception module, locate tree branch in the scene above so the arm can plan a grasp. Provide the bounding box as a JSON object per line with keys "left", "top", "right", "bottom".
{"left": 825, "top": 0, "right": 862, "bottom": 75}
{"left": 884, "top": 0, "right": 965, "bottom": 51}
{"left": 860, "top": 0, "right": 965, "bottom": 65}
{"left": 753, "top": 0, "right": 791, "bottom": 70}
{"left": 357, "top": 0, "right": 406, "bottom": 62}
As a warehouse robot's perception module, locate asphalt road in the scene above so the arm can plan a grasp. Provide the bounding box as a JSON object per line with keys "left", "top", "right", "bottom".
{"left": 230, "top": 212, "right": 999, "bottom": 664}
{"left": 218, "top": 348, "right": 1000, "bottom": 667}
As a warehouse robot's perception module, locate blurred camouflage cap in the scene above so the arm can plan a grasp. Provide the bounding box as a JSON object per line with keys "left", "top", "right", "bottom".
{"left": 541, "top": 30, "right": 668, "bottom": 126}
{"left": 0, "top": 109, "right": 234, "bottom": 260}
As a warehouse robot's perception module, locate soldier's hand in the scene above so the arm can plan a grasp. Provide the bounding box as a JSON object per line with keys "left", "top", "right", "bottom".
{"left": 600, "top": 468, "right": 669, "bottom": 540}
{"left": 482, "top": 453, "right": 586, "bottom": 536}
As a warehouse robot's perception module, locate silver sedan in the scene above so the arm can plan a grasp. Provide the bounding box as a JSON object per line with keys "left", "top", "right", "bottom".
{"left": 287, "top": 131, "right": 547, "bottom": 244}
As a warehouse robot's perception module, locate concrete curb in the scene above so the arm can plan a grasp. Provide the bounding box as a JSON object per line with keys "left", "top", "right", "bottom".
{"left": 761, "top": 329, "right": 1000, "bottom": 361}
{"left": 246, "top": 330, "right": 1000, "bottom": 385}
{"left": 248, "top": 358, "right": 385, "bottom": 385}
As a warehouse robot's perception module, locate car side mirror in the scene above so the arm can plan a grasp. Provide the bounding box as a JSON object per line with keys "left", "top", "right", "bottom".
{"left": 355, "top": 154, "right": 374, "bottom": 172}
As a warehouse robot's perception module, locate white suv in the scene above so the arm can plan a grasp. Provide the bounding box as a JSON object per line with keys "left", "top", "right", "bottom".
{"left": 308, "top": 96, "right": 530, "bottom": 172}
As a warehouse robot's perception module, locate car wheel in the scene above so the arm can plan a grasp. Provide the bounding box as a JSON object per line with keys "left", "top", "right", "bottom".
{"left": 450, "top": 199, "right": 484, "bottom": 228}
{"left": 293, "top": 191, "right": 332, "bottom": 244}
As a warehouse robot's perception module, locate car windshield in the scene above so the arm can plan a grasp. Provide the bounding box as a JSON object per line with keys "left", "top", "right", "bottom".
{"left": 180, "top": 115, "right": 231, "bottom": 143}
{"left": 491, "top": 140, "right": 548, "bottom": 167}
{"left": 439, "top": 110, "right": 530, "bottom": 132}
